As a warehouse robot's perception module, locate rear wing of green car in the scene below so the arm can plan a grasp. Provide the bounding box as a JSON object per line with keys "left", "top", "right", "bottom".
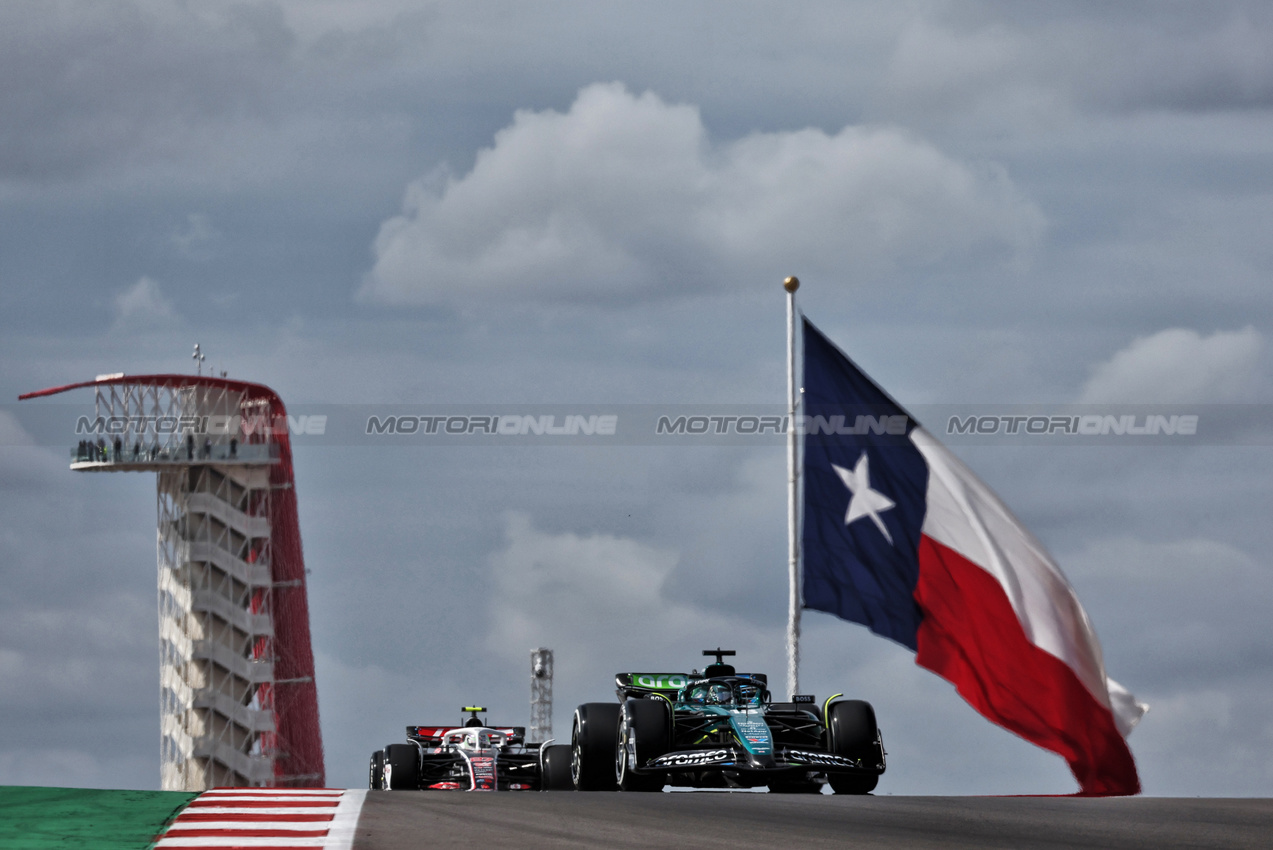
{"left": 615, "top": 673, "right": 691, "bottom": 700}
{"left": 615, "top": 671, "right": 770, "bottom": 702}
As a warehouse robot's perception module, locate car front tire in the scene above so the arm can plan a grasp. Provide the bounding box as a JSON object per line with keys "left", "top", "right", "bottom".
{"left": 616, "top": 699, "right": 668, "bottom": 792}
{"left": 826, "top": 700, "right": 880, "bottom": 795}
{"left": 384, "top": 743, "right": 419, "bottom": 791}
{"left": 541, "top": 743, "right": 574, "bottom": 790}
{"left": 571, "top": 703, "right": 620, "bottom": 791}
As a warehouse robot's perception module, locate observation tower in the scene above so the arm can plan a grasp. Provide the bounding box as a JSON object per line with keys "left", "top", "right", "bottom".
{"left": 20, "top": 373, "right": 325, "bottom": 790}
{"left": 529, "top": 648, "right": 553, "bottom": 744}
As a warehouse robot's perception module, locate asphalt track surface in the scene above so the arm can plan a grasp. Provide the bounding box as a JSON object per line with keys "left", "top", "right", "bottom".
{"left": 350, "top": 791, "right": 1272, "bottom": 849}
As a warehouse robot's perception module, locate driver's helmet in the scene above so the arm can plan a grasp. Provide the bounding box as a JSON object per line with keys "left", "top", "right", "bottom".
{"left": 707, "top": 683, "right": 733, "bottom": 705}
{"left": 684, "top": 684, "right": 710, "bottom": 704}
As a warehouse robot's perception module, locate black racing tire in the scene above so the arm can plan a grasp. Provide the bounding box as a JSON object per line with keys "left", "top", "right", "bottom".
{"left": 571, "top": 703, "right": 621, "bottom": 791}
{"left": 541, "top": 744, "right": 575, "bottom": 791}
{"left": 616, "top": 699, "right": 669, "bottom": 792}
{"left": 827, "top": 700, "right": 880, "bottom": 795}
{"left": 384, "top": 743, "right": 420, "bottom": 791}
{"left": 368, "top": 749, "right": 385, "bottom": 790}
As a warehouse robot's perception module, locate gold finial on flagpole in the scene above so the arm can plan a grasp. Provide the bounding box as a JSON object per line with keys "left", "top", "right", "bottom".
{"left": 783, "top": 275, "right": 800, "bottom": 293}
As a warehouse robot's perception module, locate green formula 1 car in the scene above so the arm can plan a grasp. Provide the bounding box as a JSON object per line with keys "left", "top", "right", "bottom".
{"left": 570, "top": 649, "right": 885, "bottom": 794}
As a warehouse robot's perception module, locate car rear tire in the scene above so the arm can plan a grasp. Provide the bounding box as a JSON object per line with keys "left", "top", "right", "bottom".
{"left": 572, "top": 703, "right": 620, "bottom": 791}
{"left": 616, "top": 699, "right": 669, "bottom": 792}
{"left": 384, "top": 743, "right": 419, "bottom": 791}
{"left": 368, "top": 749, "right": 385, "bottom": 789}
{"left": 541, "top": 744, "right": 574, "bottom": 790}
{"left": 826, "top": 700, "right": 880, "bottom": 795}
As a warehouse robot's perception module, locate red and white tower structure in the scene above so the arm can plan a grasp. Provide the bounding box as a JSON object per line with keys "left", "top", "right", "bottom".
{"left": 20, "top": 374, "right": 325, "bottom": 791}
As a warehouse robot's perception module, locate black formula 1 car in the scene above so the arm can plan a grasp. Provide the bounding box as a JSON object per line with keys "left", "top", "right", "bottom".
{"left": 369, "top": 707, "right": 574, "bottom": 791}
{"left": 570, "top": 650, "right": 885, "bottom": 794}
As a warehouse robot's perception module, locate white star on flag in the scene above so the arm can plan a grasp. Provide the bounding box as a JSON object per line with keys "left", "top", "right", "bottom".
{"left": 832, "top": 452, "right": 896, "bottom": 545}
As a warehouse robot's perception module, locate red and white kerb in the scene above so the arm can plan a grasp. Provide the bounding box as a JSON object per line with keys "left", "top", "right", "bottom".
{"left": 155, "top": 788, "right": 366, "bottom": 849}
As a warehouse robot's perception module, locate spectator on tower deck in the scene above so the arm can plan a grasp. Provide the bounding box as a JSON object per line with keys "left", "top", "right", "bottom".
{"left": 203, "top": 437, "right": 212, "bottom": 459}
{"left": 113, "top": 436, "right": 122, "bottom": 461}
{"left": 133, "top": 441, "right": 140, "bottom": 460}
{"left": 96, "top": 437, "right": 106, "bottom": 461}
{"left": 186, "top": 434, "right": 194, "bottom": 460}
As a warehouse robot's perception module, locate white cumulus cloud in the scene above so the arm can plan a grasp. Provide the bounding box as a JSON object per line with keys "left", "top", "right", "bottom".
{"left": 485, "top": 512, "right": 774, "bottom": 689}
{"left": 1079, "top": 327, "right": 1264, "bottom": 404}
{"left": 113, "top": 276, "right": 179, "bottom": 330}
{"left": 360, "top": 82, "right": 1044, "bottom": 306}
{"left": 171, "top": 212, "right": 221, "bottom": 260}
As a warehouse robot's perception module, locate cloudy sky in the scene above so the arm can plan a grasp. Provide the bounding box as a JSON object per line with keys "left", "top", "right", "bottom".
{"left": 2, "top": 1, "right": 1272, "bottom": 796}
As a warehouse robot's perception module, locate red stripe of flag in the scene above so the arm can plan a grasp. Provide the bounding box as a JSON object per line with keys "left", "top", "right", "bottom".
{"left": 914, "top": 535, "right": 1140, "bottom": 796}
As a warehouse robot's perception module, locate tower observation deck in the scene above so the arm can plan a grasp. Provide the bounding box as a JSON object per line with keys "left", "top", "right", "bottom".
{"left": 20, "top": 374, "right": 325, "bottom": 790}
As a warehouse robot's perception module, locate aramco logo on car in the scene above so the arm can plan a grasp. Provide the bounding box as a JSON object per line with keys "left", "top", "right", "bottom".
{"left": 633, "top": 674, "right": 688, "bottom": 690}
{"left": 652, "top": 750, "right": 730, "bottom": 768}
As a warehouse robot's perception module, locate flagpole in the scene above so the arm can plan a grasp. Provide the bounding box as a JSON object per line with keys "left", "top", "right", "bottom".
{"left": 784, "top": 275, "right": 801, "bottom": 699}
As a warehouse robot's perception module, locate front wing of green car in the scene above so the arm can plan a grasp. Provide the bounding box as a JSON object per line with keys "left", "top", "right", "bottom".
{"left": 633, "top": 706, "right": 884, "bottom": 778}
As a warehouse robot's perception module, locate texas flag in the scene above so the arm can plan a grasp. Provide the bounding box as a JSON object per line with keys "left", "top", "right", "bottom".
{"left": 800, "top": 317, "right": 1147, "bottom": 796}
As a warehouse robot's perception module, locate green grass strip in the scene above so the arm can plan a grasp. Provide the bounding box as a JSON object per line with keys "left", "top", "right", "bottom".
{"left": 0, "top": 786, "right": 199, "bottom": 849}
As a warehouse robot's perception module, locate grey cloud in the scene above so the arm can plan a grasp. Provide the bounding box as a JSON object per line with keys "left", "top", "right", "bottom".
{"left": 876, "top": 2, "right": 1273, "bottom": 129}
{"left": 0, "top": 411, "right": 36, "bottom": 449}
{"left": 0, "top": 0, "right": 292, "bottom": 182}
{"left": 1064, "top": 536, "right": 1273, "bottom": 688}
{"left": 0, "top": 749, "right": 155, "bottom": 791}
{"left": 0, "top": 594, "right": 155, "bottom": 713}
{"left": 0, "top": 437, "right": 159, "bottom": 789}
{"left": 1084, "top": 7, "right": 1273, "bottom": 113}
{"left": 484, "top": 511, "right": 775, "bottom": 682}
{"left": 170, "top": 213, "right": 221, "bottom": 261}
